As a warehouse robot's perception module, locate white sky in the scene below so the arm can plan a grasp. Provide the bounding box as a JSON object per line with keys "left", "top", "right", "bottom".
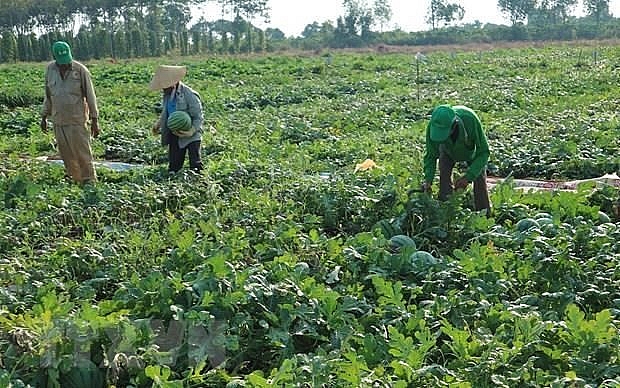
{"left": 196, "top": 0, "right": 620, "bottom": 37}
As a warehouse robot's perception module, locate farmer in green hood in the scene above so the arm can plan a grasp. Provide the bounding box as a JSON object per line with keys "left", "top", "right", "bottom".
{"left": 421, "top": 104, "right": 491, "bottom": 214}
{"left": 41, "top": 41, "right": 100, "bottom": 184}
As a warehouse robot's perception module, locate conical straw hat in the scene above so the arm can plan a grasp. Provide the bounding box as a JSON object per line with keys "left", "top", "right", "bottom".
{"left": 149, "top": 65, "right": 187, "bottom": 90}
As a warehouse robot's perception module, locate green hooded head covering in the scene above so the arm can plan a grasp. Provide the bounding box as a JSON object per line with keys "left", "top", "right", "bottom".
{"left": 52, "top": 41, "right": 73, "bottom": 65}
{"left": 429, "top": 104, "right": 456, "bottom": 142}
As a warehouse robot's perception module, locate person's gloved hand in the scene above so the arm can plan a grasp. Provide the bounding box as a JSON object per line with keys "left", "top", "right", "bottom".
{"left": 455, "top": 176, "right": 469, "bottom": 190}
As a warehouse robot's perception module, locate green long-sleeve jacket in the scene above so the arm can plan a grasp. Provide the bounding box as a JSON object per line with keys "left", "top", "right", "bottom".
{"left": 423, "top": 105, "right": 489, "bottom": 183}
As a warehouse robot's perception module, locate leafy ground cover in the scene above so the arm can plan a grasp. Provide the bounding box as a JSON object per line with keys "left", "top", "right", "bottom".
{"left": 0, "top": 45, "right": 619, "bottom": 387}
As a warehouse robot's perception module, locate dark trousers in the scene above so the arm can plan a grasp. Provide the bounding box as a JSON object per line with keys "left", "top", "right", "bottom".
{"left": 439, "top": 147, "right": 490, "bottom": 213}
{"left": 169, "top": 138, "right": 202, "bottom": 173}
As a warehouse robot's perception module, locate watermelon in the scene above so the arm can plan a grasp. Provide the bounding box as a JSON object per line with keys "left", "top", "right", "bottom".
{"left": 598, "top": 211, "right": 611, "bottom": 223}
{"left": 534, "top": 212, "right": 552, "bottom": 220}
{"left": 294, "top": 262, "right": 310, "bottom": 275}
{"left": 389, "top": 234, "right": 416, "bottom": 251}
{"left": 374, "top": 219, "right": 401, "bottom": 238}
{"left": 536, "top": 217, "right": 553, "bottom": 227}
{"left": 516, "top": 218, "right": 540, "bottom": 232}
{"left": 410, "top": 251, "right": 438, "bottom": 268}
{"left": 167, "top": 110, "right": 193, "bottom": 136}
{"left": 541, "top": 223, "right": 558, "bottom": 237}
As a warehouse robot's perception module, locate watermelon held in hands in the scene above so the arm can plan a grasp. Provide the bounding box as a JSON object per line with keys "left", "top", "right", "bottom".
{"left": 167, "top": 110, "right": 194, "bottom": 137}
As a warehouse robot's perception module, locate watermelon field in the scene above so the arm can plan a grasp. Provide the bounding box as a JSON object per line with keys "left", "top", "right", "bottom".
{"left": 1, "top": 43, "right": 620, "bottom": 387}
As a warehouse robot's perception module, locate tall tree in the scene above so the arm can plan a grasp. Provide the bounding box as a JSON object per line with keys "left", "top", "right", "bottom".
{"left": 426, "top": 0, "right": 465, "bottom": 30}
{"left": 217, "top": 0, "right": 269, "bottom": 21}
{"left": 16, "top": 33, "right": 34, "bottom": 61}
{"left": 189, "top": 17, "right": 210, "bottom": 54}
{"left": 497, "top": 0, "right": 537, "bottom": 25}
{"left": 265, "top": 27, "right": 284, "bottom": 40}
{"left": 130, "top": 27, "right": 146, "bottom": 57}
{"left": 373, "top": 0, "right": 392, "bottom": 32}
{"left": 0, "top": 0, "right": 35, "bottom": 35}
{"left": 583, "top": 0, "right": 610, "bottom": 25}
{"left": 161, "top": 2, "right": 192, "bottom": 53}
{"left": 32, "top": 0, "right": 78, "bottom": 33}
{"left": 341, "top": 0, "right": 374, "bottom": 41}
{"left": 162, "top": 2, "right": 192, "bottom": 35}
{"left": 217, "top": 0, "right": 270, "bottom": 52}
{"left": 0, "top": 31, "right": 17, "bottom": 62}
{"left": 302, "top": 22, "right": 321, "bottom": 39}
{"left": 342, "top": 0, "right": 361, "bottom": 35}
{"left": 536, "top": 0, "right": 578, "bottom": 24}
{"left": 83, "top": 0, "right": 133, "bottom": 58}
{"left": 146, "top": 5, "right": 164, "bottom": 57}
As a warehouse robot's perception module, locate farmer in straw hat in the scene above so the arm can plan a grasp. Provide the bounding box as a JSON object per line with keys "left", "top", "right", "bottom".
{"left": 421, "top": 104, "right": 491, "bottom": 215}
{"left": 150, "top": 65, "right": 204, "bottom": 173}
{"left": 41, "top": 41, "right": 100, "bottom": 184}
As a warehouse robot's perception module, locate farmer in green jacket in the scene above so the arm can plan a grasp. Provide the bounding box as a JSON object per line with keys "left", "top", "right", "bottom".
{"left": 421, "top": 104, "right": 491, "bottom": 214}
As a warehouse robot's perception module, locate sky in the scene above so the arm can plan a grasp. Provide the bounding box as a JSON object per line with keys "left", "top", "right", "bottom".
{"left": 197, "top": 0, "right": 620, "bottom": 37}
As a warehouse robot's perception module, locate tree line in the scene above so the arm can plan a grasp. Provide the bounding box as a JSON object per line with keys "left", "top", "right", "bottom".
{"left": 0, "top": 0, "right": 616, "bottom": 63}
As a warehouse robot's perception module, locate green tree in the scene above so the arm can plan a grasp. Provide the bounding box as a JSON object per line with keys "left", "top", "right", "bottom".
{"left": 320, "top": 21, "right": 336, "bottom": 42}
{"left": 218, "top": 0, "right": 270, "bottom": 53}
{"left": 265, "top": 27, "right": 285, "bottom": 40}
{"left": 190, "top": 30, "right": 201, "bottom": 54}
{"left": 0, "top": 31, "right": 17, "bottom": 62}
{"left": 146, "top": 5, "right": 164, "bottom": 57}
{"left": 231, "top": 15, "right": 244, "bottom": 52}
{"left": 426, "top": 0, "right": 465, "bottom": 30}
{"left": 96, "top": 26, "right": 111, "bottom": 58}
{"left": 0, "top": 0, "right": 35, "bottom": 35}
{"left": 165, "top": 30, "right": 176, "bottom": 52}
{"left": 190, "top": 18, "right": 210, "bottom": 54}
{"left": 73, "top": 31, "right": 89, "bottom": 59}
{"left": 32, "top": 0, "right": 77, "bottom": 34}
{"left": 220, "top": 30, "right": 229, "bottom": 54}
{"left": 256, "top": 28, "right": 265, "bottom": 52}
{"left": 583, "top": 0, "right": 610, "bottom": 25}
{"left": 217, "top": 0, "right": 270, "bottom": 21}
{"left": 373, "top": 0, "right": 392, "bottom": 32}
{"left": 16, "top": 33, "right": 34, "bottom": 61}
{"left": 298, "top": 21, "right": 332, "bottom": 49}
{"left": 130, "top": 28, "right": 146, "bottom": 57}
{"left": 114, "top": 30, "right": 128, "bottom": 58}
{"left": 179, "top": 30, "right": 189, "bottom": 55}
{"left": 162, "top": 2, "right": 191, "bottom": 53}
{"left": 343, "top": 0, "right": 373, "bottom": 33}
{"left": 36, "top": 31, "right": 64, "bottom": 61}
{"left": 302, "top": 22, "right": 322, "bottom": 39}
{"left": 336, "top": 0, "right": 375, "bottom": 44}
{"left": 207, "top": 29, "right": 214, "bottom": 52}
{"left": 83, "top": 0, "right": 133, "bottom": 59}
{"left": 245, "top": 22, "right": 253, "bottom": 52}
{"left": 534, "top": 0, "right": 578, "bottom": 24}
{"left": 497, "top": 0, "right": 537, "bottom": 25}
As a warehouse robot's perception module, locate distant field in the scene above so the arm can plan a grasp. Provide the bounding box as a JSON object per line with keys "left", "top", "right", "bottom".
{"left": 0, "top": 45, "right": 619, "bottom": 387}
